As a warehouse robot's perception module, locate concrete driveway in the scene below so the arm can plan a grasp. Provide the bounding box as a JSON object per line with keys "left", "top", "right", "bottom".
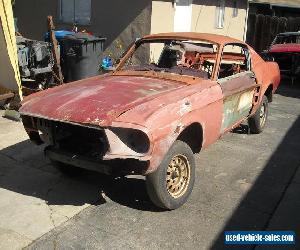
{"left": 0, "top": 83, "right": 299, "bottom": 250}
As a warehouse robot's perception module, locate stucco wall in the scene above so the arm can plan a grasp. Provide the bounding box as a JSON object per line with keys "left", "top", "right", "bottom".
{"left": 150, "top": 0, "right": 175, "bottom": 62}
{"left": 149, "top": 0, "right": 248, "bottom": 61}
{"left": 0, "top": 1, "right": 21, "bottom": 95}
{"left": 151, "top": 0, "right": 175, "bottom": 34}
{"left": 0, "top": 22, "right": 17, "bottom": 94}
{"left": 13, "top": 0, "right": 152, "bottom": 60}
{"left": 192, "top": 0, "right": 248, "bottom": 41}
{"left": 150, "top": 0, "right": 248, "bottom": 40}
{"left": 13, "top": 0, "right": 248, "bottom": 66}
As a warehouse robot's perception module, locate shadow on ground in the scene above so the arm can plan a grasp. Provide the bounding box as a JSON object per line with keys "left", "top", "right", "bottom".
{"left": 277, "top": 79, "right": 300, "bottom": 99}
{"left": 210, "top": 85, "right": 300, "bottom": 250}
{"left": 0, "top": 83, "right": 299, "bottom": 243}
{"left": 0, "top": 139, "right": 160, "bottom": 212}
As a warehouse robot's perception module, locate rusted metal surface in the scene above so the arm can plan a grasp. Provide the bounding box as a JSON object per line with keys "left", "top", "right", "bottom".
{"left": 218, "top": 72, "right": 256, "bottom": 98}
{"left": 20, "top": 74, "right": 186, "bottom": 127}
{"left": 19, "top": 33, "right": 281, "bottom": 175}
{"left": 251, "top": 47, "right": 281, "bottom": 103}
{"left": 269, "top": 43, "right": 300, "bottom": 53}
{"left": 112, "top": 70, "right": 203, "bottom": 85}
{"left": 142, "top": 32, "right": 245, "bottom": 46}
{"left": 218, "top": 72, "right": 257, "bottom": 131}
{"left": 47, "top": 16, "right": 63, "bottom": 84}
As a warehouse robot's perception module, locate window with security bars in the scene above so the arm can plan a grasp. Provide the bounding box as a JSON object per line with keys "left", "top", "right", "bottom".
{"left": 216, "top": 0, "right": 225, "bottom": 29}
{"left": 59, "top": 0, "right": 91, "bottom": 25}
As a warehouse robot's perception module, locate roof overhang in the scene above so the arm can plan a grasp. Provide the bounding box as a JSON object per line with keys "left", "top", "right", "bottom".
{"left": 249, "top": 0, "right": 300, "bottom": 9}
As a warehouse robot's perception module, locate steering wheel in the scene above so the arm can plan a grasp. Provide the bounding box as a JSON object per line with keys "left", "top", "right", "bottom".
{"left": 202, "top": 61, "right": 213, "bottom": 75}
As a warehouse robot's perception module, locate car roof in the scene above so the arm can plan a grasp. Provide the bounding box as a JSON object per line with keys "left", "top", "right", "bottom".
{"left": 142, "top": 32, "right": 246, "bottom": 46}
{"left": 276, "top": 31, "right": 300, "bottom": 36}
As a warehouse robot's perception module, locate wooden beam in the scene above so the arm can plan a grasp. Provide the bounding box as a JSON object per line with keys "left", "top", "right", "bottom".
{"left": 47, "top": 15, "right": 64, "bottom": 84}
{"left": 0, "top": 92, "right": 14, "bottom": 102}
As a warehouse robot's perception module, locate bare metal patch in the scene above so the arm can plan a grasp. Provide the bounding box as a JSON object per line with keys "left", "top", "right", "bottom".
{"left": 238, "top": 90, "right": 254, "bottom": 111}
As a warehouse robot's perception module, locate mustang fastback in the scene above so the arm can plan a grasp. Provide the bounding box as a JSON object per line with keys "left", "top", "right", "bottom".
{"left": 20, "top": 33, "right": 280, "bottom": 209}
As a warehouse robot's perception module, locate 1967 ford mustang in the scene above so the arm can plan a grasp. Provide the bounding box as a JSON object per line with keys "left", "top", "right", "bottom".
{"left": 20, "top": 33, "right": 280, "bottom": 209}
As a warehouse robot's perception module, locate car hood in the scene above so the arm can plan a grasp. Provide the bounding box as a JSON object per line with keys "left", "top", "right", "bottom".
{"left": 269, "top": 43, "right": 300, "bottom": 53}
{"left": 20, "top": 75, "right": 186, "bottom": 126}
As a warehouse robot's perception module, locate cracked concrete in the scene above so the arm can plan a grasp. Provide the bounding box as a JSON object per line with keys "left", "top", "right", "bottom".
{"left": 0, "top": 227, "right": 31, "bottom": 250}
{"left": 0, "top": 112, "right": 101, "bottom": 249}
{"left": 27, "top": 84, "right": 300, "bottom": 250}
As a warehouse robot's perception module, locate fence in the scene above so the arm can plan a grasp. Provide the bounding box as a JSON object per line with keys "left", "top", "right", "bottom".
{"left": 246, "top": 14, "right": 300, "bottom": 52}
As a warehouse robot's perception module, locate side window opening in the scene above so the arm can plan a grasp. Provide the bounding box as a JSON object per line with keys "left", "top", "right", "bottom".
{"left": 218, "top": 44, "right": 251, "bottom": 79}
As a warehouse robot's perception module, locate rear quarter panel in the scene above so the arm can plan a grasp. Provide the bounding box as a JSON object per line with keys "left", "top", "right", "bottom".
{"left": 251, "top": 48, "right": 281, "bottom": 97}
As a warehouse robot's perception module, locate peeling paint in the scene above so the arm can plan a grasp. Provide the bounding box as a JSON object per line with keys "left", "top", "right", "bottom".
{"left": 20, "top": 33, "right": 281, "bottom": 175}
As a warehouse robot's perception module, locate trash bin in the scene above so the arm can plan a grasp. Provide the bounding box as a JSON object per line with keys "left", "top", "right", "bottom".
{"left": 62, "top": 33, "right": 106, "bottom": 82}
{"left": 45, "top": 30, "right": 75, "bottom": 81}
{"left": 44, "top": 30, "right": 75, "bottom": 43}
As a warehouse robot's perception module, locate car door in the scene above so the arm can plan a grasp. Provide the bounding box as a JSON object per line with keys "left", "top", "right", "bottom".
{"left": 217, "top": 44, "right": 261, "bottom": 133}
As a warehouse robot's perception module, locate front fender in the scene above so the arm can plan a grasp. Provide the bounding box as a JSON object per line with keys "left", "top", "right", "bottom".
{"left": 103, "top": 122, "right": 154, "bottom": 160}
{"left": 113, "top": 81, "right": 223, "bottom": 174}
{"left": 145, "top": 87, "right": 223, "bottom": 174}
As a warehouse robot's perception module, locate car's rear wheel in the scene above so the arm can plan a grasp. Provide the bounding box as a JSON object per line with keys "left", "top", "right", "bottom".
{"left": 145, "top": 140, "right": 195, "bottom": 210}
{"left": 248, "top": 95, "right": 269, "bottom": 134}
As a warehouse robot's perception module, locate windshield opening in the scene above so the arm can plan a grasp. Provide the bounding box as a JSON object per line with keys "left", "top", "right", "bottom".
{"left": 119, "top": 39, "right": 219, "bottom": 80}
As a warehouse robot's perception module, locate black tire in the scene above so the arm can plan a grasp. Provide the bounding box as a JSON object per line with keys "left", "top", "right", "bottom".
{"left": 145, "top": 140, "right": 195, "bottom": 210}
{"left": 51, "top": 160, "right": 84, "bottom": 176}
{"left": 248, "top": 95, "right": 269, "bottom": 134}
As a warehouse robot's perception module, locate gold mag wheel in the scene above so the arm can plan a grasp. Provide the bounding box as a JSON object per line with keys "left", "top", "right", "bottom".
{"left": 166, "top": 154, "right": 191, "bottom": 198}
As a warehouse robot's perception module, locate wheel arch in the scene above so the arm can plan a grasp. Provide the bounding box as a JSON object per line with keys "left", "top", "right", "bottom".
{"left": 264, "top": 84, "right": 273, "bottom": 103}
{"left": 177, "top": 122, "right": 203, "bottom": 154}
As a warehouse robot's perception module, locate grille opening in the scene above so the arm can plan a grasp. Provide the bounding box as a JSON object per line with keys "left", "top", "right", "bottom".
{"left": 37, "top": 119, "right": 109, "bottom": 159}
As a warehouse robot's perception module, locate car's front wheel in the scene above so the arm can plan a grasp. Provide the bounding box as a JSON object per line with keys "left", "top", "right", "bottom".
{"left": 145, "top": 140, "right": 195, "bottom": 210}
{"left": 248, "top": 95, "right": 269, "bottom": 134}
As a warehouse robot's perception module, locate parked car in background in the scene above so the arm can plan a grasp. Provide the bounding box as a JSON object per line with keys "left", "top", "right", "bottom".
{"left": 19, "top": 33, "right": 280, "bottom": 210}
{"left": 264, "top": 32, "right": 300, "bottom": 83}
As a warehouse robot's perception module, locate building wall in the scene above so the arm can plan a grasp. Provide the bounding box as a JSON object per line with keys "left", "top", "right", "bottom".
{"left": 191, "top": 0, "right": 248, "bottom": 41}
{"left": 13, "top": 0, "right": 58, "bottom": 41}
{"left": 13, "top": 0, "right": 152, "bottom": 59}
{"left": 150, "top": 0, "right": 175, "bottom": 61}
{"left": 0, "top": 1, "right": 21, "bottom": 95}
{"left": 149, "top": 0, "right": 248, "bottom": 61}
{"left": 151, "top": 0, "right": 175, "bottom": 34}
{"left": 14, "top": 0, "right": 248, "bottom": 65}
{"left": 151, "top": 0, "right": 248, "bottom": 40}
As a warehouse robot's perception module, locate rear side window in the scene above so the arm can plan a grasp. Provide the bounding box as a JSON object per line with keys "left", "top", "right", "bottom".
{"left": 218, "top": 44, "right": 251, "bottom": 79}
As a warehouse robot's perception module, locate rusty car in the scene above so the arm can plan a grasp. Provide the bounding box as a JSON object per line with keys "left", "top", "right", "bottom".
{"left": 19, "top": 33, "right": 280, "bottom": 210}
{"left": 264, "top": 31, "right": 300, "bottom": 83}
